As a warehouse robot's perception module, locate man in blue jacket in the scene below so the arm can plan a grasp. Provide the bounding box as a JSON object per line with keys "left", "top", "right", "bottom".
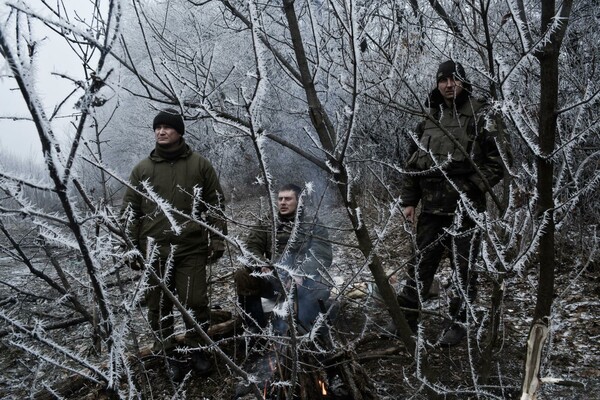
{"left": 235, "top": 184, "right": 333, "bottom": 337}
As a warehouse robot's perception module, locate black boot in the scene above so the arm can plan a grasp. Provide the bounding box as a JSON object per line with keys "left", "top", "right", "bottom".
{"left": 167, "top": 358, "right": 188, "bottom": 383}
{"left": 438, "top": 323, "right": 466, "bottom": 347}
{"left": 190, "top": 352, "right": 213, "bottom": 376}
{"left": 438, "top": 297, "right": 468, "bottom": 346}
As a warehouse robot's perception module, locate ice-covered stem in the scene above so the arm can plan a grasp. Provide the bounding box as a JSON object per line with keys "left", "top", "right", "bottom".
{"left": 145, "top": 266, "right": 264, "bottom": 399}
{"left": 425, "top": 0, "right": 464, "bottom": 38}
{"left": 331, "top": 0, "right": 361, "bottom": 165}
{"left": 282, "top": 0, "right": 406, "bottom": 324}
{"left": 511, "top": 0, "right": 534, "bottom": 50}
{"left": 243, "top": 0, "right": 277, "bottom": 229}
{"left": 521, "top": 1, "right": 573, "bottom": 397}
{"left": 244, "top": 4, "right": 306, "bottom": 387}
{"left": 479, "top": 276, "right": 505, "bottom": 384}
{"left": 219, "top": 0, "right": 302, "bottom": 82}
{"left": 0, "top": 22, "right": 113, "bottom": 340}
{"left": 0, "top": 220, "right": 94, "bottom": 324}
{"left": 0, "top": 311, "right": 108, "bottom": 384}
{"left": 280, "top": 0, "right": 428, "bottom": 374}
{"left": 82, "top": 116, "right": 115, "bottom": 206}
{"left": 282, "top": 0, "right": 337, "bottom": 152}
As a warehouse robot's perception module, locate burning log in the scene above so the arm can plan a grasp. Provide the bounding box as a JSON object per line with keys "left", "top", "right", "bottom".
{"left": 324, "top": 355, "right": 378, "bottom": 400}
{"left": 235, "top": 292, "right": 377, "bottom": 399}
{"left": 234, "top": 323, "right": 378, "bottom": 400}
{"left": 234, "top": 349, "right": 331, "bottom": 399}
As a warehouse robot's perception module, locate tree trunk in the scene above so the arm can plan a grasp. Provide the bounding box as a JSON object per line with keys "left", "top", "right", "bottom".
{"left": 281, "top": 1, "right": 443, "bottom": 397}
{"left": 522, "top": 1, "right": 572, "bottom": 398}
{"left": 280, "top": 0, "right": 415, "bottom": 355}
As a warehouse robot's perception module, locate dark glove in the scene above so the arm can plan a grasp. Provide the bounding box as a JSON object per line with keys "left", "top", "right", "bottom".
{"left": 208, "top": 239, "right": 225, "bottom": 263}
{"left": 125, "top": 257, "right": 143, "bottom": 271}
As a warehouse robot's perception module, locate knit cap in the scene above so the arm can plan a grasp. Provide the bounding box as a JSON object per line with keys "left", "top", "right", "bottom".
{"left": 153, "top": 108, "right": 185, "bottom": 135}
{"left": 436, "top": 60, "right": 467, "bottom": 83}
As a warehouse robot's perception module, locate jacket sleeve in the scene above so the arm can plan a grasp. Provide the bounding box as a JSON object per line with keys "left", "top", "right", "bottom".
{"left": 200, "top": 160, "right": 228, "bottom": 246}
{"left": 121, "top": 166, "right": 143, "bottom": 251}
{"left": 468, "top": 110, "right": 506, "bottom": 193}
{"left": 400, "top": 121, "right": 425, "bottom": 207}
{"left": 298, "top": 222, "right": 333, "bottom": 279}
{"left": 245, "top": 224, "right": 270, "bottom": 263}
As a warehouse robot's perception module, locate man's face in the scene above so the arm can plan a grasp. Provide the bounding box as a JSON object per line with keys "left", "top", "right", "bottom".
{"left": 437, "top": 76, "right": 463, "bottom": 104}
{"left": 155, "top": 124, "right": 181, "bottom": 147}
{"left": 278, "top": 190, "right": 298, "bottom": 216}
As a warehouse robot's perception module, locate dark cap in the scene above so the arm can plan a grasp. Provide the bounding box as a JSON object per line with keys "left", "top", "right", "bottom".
{"left": 153, "top": 108, "right": 185, "bottom": 136}
{"left": 436, "top": 60, "right": 467, "bottom": 83}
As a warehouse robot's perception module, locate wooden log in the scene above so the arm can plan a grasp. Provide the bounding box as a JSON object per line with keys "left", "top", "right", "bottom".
{"left": 208, "top": 309, "right": 233, "bottom": 325}
{"left": 135, "top": 317, "right": 241, "bottom": 358}
{"left": 521, "top": 320, "right": 549, "bottom": 400}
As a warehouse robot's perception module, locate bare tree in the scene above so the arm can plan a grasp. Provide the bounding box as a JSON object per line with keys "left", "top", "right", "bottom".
{"left": 1, "top": 0, "right": 598, "bottom": 399}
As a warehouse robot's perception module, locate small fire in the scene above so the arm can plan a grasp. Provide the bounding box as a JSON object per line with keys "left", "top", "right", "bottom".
{"left": 318, "top": 379, "right": 327, "bottom": 396}
{"left": 268, "top": 356, "right": 275, "bottom": 372}
{"left": 262, "top": 356, "right": 276, "bottom": 399}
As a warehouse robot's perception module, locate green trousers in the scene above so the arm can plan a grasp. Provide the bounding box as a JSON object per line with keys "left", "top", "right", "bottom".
{"left": 146, "top": 254, "right": 209, "bottom": 350}
{"left": 399, "top": 212, "right": 481, "bottom": 322}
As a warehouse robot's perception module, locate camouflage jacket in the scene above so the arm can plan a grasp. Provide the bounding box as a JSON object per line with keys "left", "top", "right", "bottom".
{"left": 401, "top": 97, "right": 505, "bottom": 215}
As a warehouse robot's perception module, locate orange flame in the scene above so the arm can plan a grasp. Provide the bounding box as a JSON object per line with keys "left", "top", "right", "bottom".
{"left": 318, "top": 379, "right": 327, "bottom": 396}
{"left": 268, "top": 356, "right": 276, "bottom": 372}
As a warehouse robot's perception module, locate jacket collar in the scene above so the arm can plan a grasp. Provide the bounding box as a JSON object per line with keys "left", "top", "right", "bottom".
{"left": 426, "top": 92, "right": 483, "bottom": 118}
{"left": 149, "top": 138, "right": 191, "bottom": 162}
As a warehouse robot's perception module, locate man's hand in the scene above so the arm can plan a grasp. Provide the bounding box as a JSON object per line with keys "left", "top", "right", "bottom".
{"left": 403, "top": 206, "right": 416, "bottom": 224}
{"left": 120, "top": 246, "right": 144, "bottom": 271}
{"left": 293, "top": 276, "right": 304, "bottom": 286}
{"left": 208, "top": 239, "right": 226, "bottom": 263}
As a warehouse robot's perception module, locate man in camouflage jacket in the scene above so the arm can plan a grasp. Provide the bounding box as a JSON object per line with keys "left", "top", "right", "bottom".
{"left": 399, "top": 60, "right": 505, "bottom": 346}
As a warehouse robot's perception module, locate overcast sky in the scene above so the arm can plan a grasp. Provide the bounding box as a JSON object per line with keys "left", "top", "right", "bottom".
{"left": 0, "top": 1, "right": 91, "bottom": 164}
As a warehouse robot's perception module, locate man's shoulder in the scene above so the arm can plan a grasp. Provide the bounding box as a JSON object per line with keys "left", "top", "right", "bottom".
{"left": 460, "top": 97, "right": 488, "bottom": 117}
{"left": 131, "top": 154, "right": 154, "bottom": 171}
{"left": 186, "top": 150, "right": 216, "bottom": 168}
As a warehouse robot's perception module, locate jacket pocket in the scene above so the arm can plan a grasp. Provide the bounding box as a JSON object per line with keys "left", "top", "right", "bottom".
{"left": 420, "top": 177, "right": 460, "bottom": 214}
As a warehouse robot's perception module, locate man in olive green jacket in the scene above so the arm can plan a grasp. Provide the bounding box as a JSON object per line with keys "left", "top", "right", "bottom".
{"left": 121, "top": 108, "right": 226, "bottom": 379}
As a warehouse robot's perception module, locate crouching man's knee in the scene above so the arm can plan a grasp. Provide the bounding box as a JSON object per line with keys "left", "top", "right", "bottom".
{"left": 234, "top": 267, "right": 263, "bottom": 296}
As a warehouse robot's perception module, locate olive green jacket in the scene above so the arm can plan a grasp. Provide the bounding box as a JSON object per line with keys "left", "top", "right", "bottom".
{"left": 122, "top": 143, "right": 226, "bottom": 258}
{"left": 246, "top": 213, "right": 332, "bottom": 281}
